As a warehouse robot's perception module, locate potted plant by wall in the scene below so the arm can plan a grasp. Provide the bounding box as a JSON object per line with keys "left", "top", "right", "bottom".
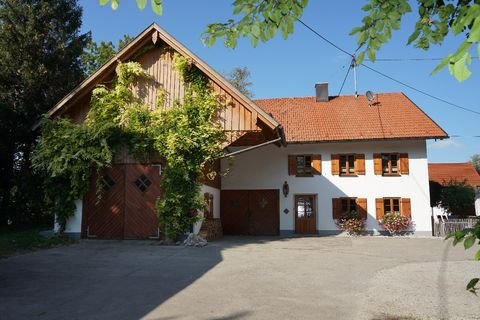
{"left": 336, "top": 211, "right": 365, "bottom": 236}
{"left": 380, "top": 213, "right": 411, "bottom": 235}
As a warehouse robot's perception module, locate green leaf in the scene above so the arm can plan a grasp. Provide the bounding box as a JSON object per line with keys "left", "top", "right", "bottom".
{"left": 99, "top": 0, "right": 109, "bottom": 6}
{"left": 467, "top": 17, "right": 480, "bottom": 42}
{"left": 464, "top": 234, "right": 477, "bottom": 249}
{"left": 466, "top": 278, "right": 479, "bottom": 291}
{"left": 356, "top": 51, "right": 365, "bottom": 65}
{"left": 452, "top": 52, "right": 472, "bottom": 82}
{"left": 407, "top": 29, "right": 420, "bottom": 45}
{"left": 475, "top": 249, "right": 480, "bottom": 260}
{"left": 136, "top": 0, "right": 147, "bottom": 10}
{"left": 367, "top": 47, "right": 376, "bottom": 62}
{"left": 111, "top": 0, "right": 119, "bottom": 10}
{"left": 431, "top": 54, "right": 453, "bottom": 75}
{"left": 151, "top": 0, "right": 163, "bottom": 16}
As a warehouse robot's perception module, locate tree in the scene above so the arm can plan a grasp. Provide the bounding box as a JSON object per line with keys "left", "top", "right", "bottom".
{"left": 225, "top": 67, "right": 254, "bottom": 98}
{"left": 471, "top": 154, "right": 480, "bottom": 173}
{"left": 0, "top": 0, "right": 89, "bottom": 227}
{"left": 81, "top": 34, "right": 133, "bottom": 76}
{"left": 438, "top": 180, "right": 475, "bottom": 216}
{"left": 101, "top": 0, "right": 480, "bottom": 82}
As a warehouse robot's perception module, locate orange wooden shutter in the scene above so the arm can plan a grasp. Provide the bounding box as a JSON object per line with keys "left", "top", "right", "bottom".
{"left": 399, "top": 153, "right": 409, "bottom": 175}
{"left": 356, "top": 198, "right": 368, "bottom": 220}
{"left": 375, "top": 198, "right": 384, "bottom": 220}
{"left": 401, "top": 198, "right": 411, "bottom": 219}
{"left": 373, "top": 153, "right": 382, "bottom": 175}
{"left": 355, "top": 154, "right": 365, "bottom": 175}
{"left": 331, "top": 154, "right": 340, "bottom": 175}
{"left": 288, "top": 155, "right": 296, "bottom": 175}
{"left": 311, "top": 155, "right": 322, "bottom": 175}
{"left": 332, "top": 198, "right": 342, "bottom": 219}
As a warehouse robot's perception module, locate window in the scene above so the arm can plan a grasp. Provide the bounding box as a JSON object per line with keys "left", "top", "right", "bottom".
{"left": 288, "top": 155, "right": 321, "bottom": 176}
{"left": 296, "top": 155, "right": 312, "bottom": 176}
{"left": 383, "top": 198, "right": 400, "bottom": 215}
{"left": 341, "top": 198, "right": 357, "bottom": 214}
{"left": 331, "top": 154, "right": 365, "bottom": 176}
{"left": 340, "top": 154, "right": 356, "bottom": 176}
{"left": 382, "top": 153, "right": 399, "bottom": 175}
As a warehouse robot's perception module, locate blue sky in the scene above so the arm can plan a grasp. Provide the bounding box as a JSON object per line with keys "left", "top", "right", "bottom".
{"left": 79, "top": 0, "right": 479, "bottom": 163}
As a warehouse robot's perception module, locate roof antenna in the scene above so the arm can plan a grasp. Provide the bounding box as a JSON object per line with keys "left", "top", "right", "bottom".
{"left": 352, "top": 55, "right": 358, "bottom": 98}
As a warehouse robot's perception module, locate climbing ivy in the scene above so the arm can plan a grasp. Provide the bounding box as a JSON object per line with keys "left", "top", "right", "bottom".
{"left": 32, "top": 57, "right": 226, "bottom": 238}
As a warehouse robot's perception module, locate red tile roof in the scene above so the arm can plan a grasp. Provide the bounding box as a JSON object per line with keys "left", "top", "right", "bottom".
{"left": 254, "top": 92, "right": 448, "bottom": 143}
{"left": 428, "top": 163, "right": 480, "bottom": 187}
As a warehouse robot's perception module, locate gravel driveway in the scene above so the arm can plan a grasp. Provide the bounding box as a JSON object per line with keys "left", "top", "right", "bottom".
{"left": 0, "top": 236, "right": 479, "bottom": 320}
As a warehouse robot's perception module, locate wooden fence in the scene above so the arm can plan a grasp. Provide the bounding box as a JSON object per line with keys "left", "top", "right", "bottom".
{"left": 433, "top": 217, "right": 480, "bottom": 237}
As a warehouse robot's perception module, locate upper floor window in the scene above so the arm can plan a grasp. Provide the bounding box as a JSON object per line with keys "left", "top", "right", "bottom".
{"left": 288, "top": 155, "right": 322, "bottom": 177}
{"left": 374, "top": 153, "right": 409, "bottom": 176}
{"left": 331, "top": 154, "right": 365, "bottom": 176}
{"left": 382, "top": 153, "right": 399, "bottom": 175}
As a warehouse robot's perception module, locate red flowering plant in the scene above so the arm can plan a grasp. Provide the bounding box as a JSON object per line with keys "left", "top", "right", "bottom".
{"left": 380, "top": 212, "right": 411, "bottom": 235}
{"left": 336, "top": 211, "right": 365, "bottom": 236}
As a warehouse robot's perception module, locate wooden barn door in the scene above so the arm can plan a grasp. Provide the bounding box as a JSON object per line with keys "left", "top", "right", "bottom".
{"left": 221, "top": 190, "right": 279, "bottom": 236}
{"left": 124, "top": 165, "right": 161, "bottom": 239}
{"left": 82, "top": 164, "right": 161, "bottom": 239}
{"left": 83, "top": 166, "right": 126, "bottom": 239}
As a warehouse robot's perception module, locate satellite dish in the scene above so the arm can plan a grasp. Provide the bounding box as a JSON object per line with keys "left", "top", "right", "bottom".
{"left": 366, "top": 90, "right": 376, "bottom": 105}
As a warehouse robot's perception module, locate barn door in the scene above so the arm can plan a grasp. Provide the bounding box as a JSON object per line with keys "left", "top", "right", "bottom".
{"left": 221, "top": 190, "right": 279, "bottom": 236}
{"left": 82, "top": 164, "right": 161, "bottom": 239}
{"left": 83, "top": 165, "right": 126, "bottom": 239}
{"left": 124, "top": 165, "right": 161, "bottom": 239}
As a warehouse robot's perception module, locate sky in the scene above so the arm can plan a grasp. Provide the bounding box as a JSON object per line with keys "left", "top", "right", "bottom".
{"left": 79, "top": 0, "right": 479, "bottom": 163}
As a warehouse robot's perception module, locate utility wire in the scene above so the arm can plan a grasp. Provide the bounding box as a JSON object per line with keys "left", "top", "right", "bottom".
{"left": 297, "top": 19, "right": 480, "bottom": 117}
{"left": 361, "top": 63, "right": 480, "bottom": 116}
{"left": 338, "top": 63, "right": 352, "bottom": 96}
{"left": 297, "top": 19, "right": 353, "bottom": 57}
{"left": 368, "top": 57, "right": 480, "bottom": 62}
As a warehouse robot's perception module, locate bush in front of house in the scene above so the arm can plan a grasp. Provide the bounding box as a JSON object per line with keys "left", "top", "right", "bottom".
{"left": 380, "top": 213, "right": 411, "bottom": 235}
{"left": 336, "top": 211, "right": 365, "bottom": 235}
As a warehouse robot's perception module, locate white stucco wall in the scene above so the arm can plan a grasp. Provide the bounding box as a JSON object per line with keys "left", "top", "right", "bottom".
{"left": 221, "top": 139, "right": 432, "bottom": 235}
{"left": 193, "top": 184, "right": 221, "bottom": 234}
{"left": 54, "top": 199, "right": 83, "bottom": 235}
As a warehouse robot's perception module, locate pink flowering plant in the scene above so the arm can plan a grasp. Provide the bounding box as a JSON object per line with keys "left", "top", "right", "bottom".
{"left": 336, "top": 211, "right": 365, "bottom": 235}
{"left": 380, "top": 212, "right": 411, "bottom": 235}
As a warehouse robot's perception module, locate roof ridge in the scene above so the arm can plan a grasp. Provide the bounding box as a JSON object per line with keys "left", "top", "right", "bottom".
{"left": 254, "top": 92, "right": 406, "bottom": 101}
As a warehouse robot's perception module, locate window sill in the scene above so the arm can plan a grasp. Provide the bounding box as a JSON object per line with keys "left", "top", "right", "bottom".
{"left": 295, "top": 174, "right": 314, "bottom": 178}
{"left": 339, "top": 174, "right": 358, "bottom": 177}
{"left": 382, "top": 174, "right": 401, "bottom": 177}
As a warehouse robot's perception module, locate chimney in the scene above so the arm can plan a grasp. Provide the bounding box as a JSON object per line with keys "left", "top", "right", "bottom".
{"left": 315, "top": 83, "right": 328, "bottom": 102}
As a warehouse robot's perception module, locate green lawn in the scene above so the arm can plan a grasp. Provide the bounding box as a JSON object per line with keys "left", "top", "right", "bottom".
{"left": 0, "top": 228, "right": 75, "bottom": 259}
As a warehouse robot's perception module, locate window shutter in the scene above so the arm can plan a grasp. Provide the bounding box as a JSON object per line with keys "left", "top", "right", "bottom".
{"left": 355, "top": 154, "right": 365, "bottom": 175}
{"left": 331, "top": 154, "right": 340, "bottom": 175}
{"left": 311, "top": 155, "right": 322, "bottom": 175}
{"left": 356, "top": 198, "right": 368, "bottom": 220}
{"left": 332, "top": 198, "right": 342, "bottom": 219}
{"left": 401, "top": 198, "right": 411, "bottom": 219}
{"left": 373, "top": 153, "right": 382, "bottom": 175}
{"left": 399, "top": 153, "right": 409, "bottom": 175}
{"left": 288, "top": 155, "right": 296, "bottom": 175}
{"left": 375, "top": 198, "right": 384, "bottom": 220}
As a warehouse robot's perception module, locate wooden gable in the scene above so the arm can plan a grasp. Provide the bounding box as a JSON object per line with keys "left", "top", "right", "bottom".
{"left": 49, "top": 24, "right": 281, "bottom": 148}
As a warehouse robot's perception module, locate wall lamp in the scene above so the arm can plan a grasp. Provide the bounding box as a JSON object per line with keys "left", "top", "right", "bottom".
{"left": 282, "top": 181, "right": 289, "bottom": 198}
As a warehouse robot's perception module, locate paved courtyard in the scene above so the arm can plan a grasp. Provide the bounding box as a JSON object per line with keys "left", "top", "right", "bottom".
{"left": 0, "top": 236, "right": 479, "bottom": 320}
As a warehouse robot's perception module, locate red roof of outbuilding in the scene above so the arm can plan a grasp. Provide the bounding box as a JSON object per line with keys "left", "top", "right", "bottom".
{"left": 428, "top": 163, "right": 480, "bottom": 187}
{"left": 254, "top": 92, "right": 448, "bottom": 143}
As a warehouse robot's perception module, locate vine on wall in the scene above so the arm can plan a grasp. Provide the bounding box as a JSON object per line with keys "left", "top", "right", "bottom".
{"left": 32, "top": 56, "right": 226, "bottom": 238}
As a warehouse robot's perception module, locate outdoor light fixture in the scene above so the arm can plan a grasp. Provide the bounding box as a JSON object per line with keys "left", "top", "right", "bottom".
{"left": 282, "top": 181, "right": 289, "bottom": 197}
